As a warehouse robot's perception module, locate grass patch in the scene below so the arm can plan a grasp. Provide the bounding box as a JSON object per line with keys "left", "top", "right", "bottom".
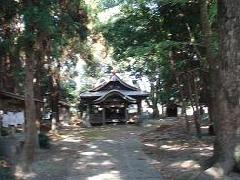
{"left": 80, "top": 127, "right": 121, "bottom": 140}
{"left": 80, "top": 129, "right": 110, "bottom": 140}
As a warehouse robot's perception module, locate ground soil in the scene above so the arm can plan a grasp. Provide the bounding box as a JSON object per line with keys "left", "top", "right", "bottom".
{"left": 16, "top": 117, "right": 240, "bottom": 180}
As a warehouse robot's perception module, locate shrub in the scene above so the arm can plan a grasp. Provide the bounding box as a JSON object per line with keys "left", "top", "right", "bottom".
{"left": 1, "top": 128, "right": 9, "bottom": 136}
{"left": 0, "top": 157, "right": 13, "bottom": 180}
{"left": 38, "top": 133, "right": 50, "bottom": 149}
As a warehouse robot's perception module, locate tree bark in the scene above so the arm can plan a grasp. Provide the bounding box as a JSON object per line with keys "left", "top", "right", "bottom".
{"left": 150, "top": 82, "right": 160, "bottom": 119}
{"left": 22, "top": 49, "right": 37, "bottom": 172}
{"left": 0, "top": 56, "right": 4, "bottom": 89}
{"left": 152, "top": 102, "right": 160, "bottom": 119}
{"left": 169, "top": 51, "right": 190, "bottom": 133}
{"left": 176, "top": 75, "right": 190, "bottom": 133}
{"left": 199, "top": 0, "right": 217, "bottom": 130}
{"left": 50, "top": 64, "right": 60, "bottom": 124}
{"left": 210, "top": 0, "right": 240, "bottom": 175}
{"left": 186, "top": 73, "right": 202, "bottom": 138}
{"left": 34, "top": 53, "right": 43, "bottom": 144}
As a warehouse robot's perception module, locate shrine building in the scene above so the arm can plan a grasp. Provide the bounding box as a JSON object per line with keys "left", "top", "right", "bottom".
{"left": 80, "top": 73, "right": 149, "bottom": 125}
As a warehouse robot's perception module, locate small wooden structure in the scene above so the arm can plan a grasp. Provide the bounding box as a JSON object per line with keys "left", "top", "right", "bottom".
{"left": 0, "top": 90, "right": 43, "bottom": 131}
{"left": 0, "top": 90, "right": 43, "bottom": 111}
{"left": 80, "top": 73, "right": 149, "bottom": 125}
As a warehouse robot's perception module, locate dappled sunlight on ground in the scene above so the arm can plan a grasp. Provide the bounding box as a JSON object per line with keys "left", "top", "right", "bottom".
{"left": 66, "top": 124, "right": 162, "bottom": 180}
{"left": 141, "top": 118, "right": 214, "bottom": 180}
{"left": 18, "top": 123, "right": 162, "bottom": 180}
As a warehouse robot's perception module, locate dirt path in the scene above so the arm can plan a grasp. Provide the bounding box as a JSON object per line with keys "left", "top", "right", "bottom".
{"left": 25, "top": 124, "right": 162, "bottom": 180}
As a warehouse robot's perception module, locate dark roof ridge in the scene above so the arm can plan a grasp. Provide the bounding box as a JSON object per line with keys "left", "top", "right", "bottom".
{"left": 90, "top": 74, "right": 138, "bottom": 92}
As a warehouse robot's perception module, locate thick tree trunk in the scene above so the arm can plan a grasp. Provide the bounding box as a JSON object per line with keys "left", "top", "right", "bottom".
{"left": 34, "top": 63, "right": 42, "bottom": 146}
{"left": 34, "top": 36, "right": 46, "bottom": 126}
{"left": 199, "top": 0, "right": 217, "bottom": 132}
{"left": 210, "top": 0, "right": 240, "bottom": 175}
{"left": 22, "top": 50, "right": 37, "bottom": 172}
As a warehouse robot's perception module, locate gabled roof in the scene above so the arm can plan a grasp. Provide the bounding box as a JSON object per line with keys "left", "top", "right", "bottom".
{"left": 0, "top": 90, "right": 43, "bottom": 103}
{"left": 93, "top": 90, "right": 136, "bottom": 104}
{"left": 80, "top": 73, "right": 149, "bottom": 104}
{"left": 90, "top": 74, "right": 138, "bottom": 92}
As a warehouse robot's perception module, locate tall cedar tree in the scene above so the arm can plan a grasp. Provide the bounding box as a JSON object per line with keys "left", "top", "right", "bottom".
{"left": 213, "top": 0, "right": 240, "bottom": 175}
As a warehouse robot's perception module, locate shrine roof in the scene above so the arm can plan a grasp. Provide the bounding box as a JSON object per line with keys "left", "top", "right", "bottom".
{"left": 89, "top": 74, "right": 138, "bottom": 92}
{"left": 93, "top": 90, "right": 137, "bottom": 104}
{"left": 80, "top": 73, "right": 149, "bottom": 104}
{"left": 80, "top": 90, "right": 149, "bottom": 98}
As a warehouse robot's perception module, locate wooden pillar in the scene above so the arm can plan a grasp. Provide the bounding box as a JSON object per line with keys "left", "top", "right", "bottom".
{"left": 124, "top": 103, "right": 129, "bottom": 123}
{"left": 102, "top": 106, "right": 106, "bottom": 125}
{"left": 137, "top": 100, "right": 142, "bottom": 124}
{"left": 81, "top": 104, "right": 91, "bottom": 127}
{"left": 86, "top": 104, "right": 91, "bottom": 123}
{"left": 0, "top": 110, "right": 2, "bottom": 136}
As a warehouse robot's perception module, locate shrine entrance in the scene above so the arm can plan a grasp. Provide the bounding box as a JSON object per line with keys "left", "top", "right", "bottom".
{"left": 105, "top": 106, "right": 125, "bottom": 122}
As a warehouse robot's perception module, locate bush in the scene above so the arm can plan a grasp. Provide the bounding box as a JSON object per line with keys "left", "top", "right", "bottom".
{"left": 38, "top": 133, "right": 50, "bottom": 149}
{"left": 0, "top": 157, "right": 13, "bottom": 180}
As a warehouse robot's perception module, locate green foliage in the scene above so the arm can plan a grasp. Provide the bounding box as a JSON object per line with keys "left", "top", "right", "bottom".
{"left": 60, "top": 80, "right": 77, "bottom": 103}
{"left": 209, "top": 0, "right": 217, "bottom": 24}
{"left": 98, "top": 0, "right": 203, "bottom": 106}
{"left": 99, "top": 0, "right": 125, "bottom": 10}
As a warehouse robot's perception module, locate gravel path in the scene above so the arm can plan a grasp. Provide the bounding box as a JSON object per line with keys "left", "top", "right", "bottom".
{"left": 26, "top": 124, "right": 163, "bottom": 180}
{"left": 67, "top": 126, "right": 162, "bottom": 180}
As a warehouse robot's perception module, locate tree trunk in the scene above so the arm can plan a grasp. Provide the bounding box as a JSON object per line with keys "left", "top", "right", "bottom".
{"left": 22, "top": 49, "right": 37, "bottom": 172}
{"left": 34, "top": 51, "right": 44, "bottom": 137}
{"left": 35, "top": 35, "right": 46, "bottom": 126}
{"left": 51, "top": 63, "right": 60, "bottom": 131}
{"left": 0, "top": 57, "right": 3, "bottom": 89}
{"left": 152, "top": 103, "right": 160, "bottom": 119}
{"left": 150, "top": 82, "right": 160, "bottom": 119}
{"left": 169, "top": 51, "right": 190, "bottom": 133}
{"left": 210, "top": 0, "right": 240, "bottom": 175}
{"left": 186, "top": 74, "right": 202, "bottom": 138}
{"left": 199, "top": 0, "right": 217, "bottom": 130}
{"left": 182, "top": 100, "right": 190, "bottom": 133}
{"left": 176, "top": 74, "right": 190, "bottom": 133}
